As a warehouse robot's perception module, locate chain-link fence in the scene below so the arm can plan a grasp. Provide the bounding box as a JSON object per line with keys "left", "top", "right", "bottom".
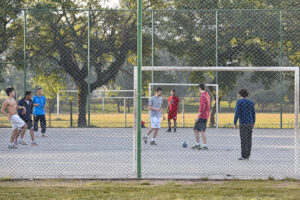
{"left": 0, "top": 1, "right": 300, "bottom": 179}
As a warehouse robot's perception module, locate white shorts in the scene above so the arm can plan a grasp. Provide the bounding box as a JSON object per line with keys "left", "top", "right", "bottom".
{"left": 11, "top": 114, "right": 25, "bottom": 130}
{"left": 151, "top": 117, "right": 161, "bottom": 129}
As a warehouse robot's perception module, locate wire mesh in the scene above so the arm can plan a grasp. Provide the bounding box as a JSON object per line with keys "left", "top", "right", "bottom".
{"left": 0, "top": 2, "right": 299, "bottom": 179}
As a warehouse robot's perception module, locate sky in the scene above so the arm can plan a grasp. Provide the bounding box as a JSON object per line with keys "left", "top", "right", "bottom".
{"left": 105, "top": 0, "right": 120, "bottom": 8}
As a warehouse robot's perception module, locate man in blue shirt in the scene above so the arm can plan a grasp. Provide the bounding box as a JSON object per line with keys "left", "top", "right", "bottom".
{"left": 33, "top": 88, "right": 47, "bottom": 137}
{"left": 234, "top": 89, "right": 256, "bottom": 161}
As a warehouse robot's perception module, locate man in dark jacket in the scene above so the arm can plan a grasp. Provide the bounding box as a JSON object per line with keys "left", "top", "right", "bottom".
{"left": 17, "top": 91, "right": 38, "bottom": 146}
{"left": 234, "top": 89, "right": 255, "bottom": 160}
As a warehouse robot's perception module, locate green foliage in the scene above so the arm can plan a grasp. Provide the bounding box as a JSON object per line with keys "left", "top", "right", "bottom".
{"left": 31, "top": 71, "right": 66, "bottom": 100}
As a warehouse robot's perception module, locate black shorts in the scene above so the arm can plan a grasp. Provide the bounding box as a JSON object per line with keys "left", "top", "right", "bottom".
{"left": 194, "top": 118, "right": 207, "bottom": 132}
{"left": 24, "top": 119, "right": 33, "bottom": 129}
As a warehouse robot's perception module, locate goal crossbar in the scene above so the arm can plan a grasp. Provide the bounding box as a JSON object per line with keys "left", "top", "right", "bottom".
{"left": 148, "top": 83, "right": 219, "bottom": 129}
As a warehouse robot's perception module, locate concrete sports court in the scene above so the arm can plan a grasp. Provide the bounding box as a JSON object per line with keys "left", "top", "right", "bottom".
{"left": 0, "top": 127, "right": 297, "bottom": 179}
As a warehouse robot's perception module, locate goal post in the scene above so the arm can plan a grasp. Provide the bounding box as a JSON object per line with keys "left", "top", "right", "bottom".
{"left": 148, "top": 83, "right": 219, "bottom": 129}
{"left": 56, "top": 89, "right": 134, "bottom": 119}
{"left": 133, "top": 66, "right": 300, "bottom": 178}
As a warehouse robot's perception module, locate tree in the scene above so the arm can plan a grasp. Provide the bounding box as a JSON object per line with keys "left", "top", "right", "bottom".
{"left": 8, "top": 0, "right": 139, "bottom": 127}
{"left": 0, "top": 0, "right": 24, "bottom": 83}
{"left": 32, "top": 69, "right": 67, "bottom": 126}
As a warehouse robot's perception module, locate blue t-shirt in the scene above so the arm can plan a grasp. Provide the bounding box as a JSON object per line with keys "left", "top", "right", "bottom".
{"left": 234, "top": 99, "right": 256, "bottom": 125}
{"left": 33, "top": 95, "right": 46, "bottom": 115}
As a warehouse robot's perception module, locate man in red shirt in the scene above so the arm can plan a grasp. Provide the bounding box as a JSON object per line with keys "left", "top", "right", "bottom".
{"left": 166, "top": 89, "right": 180, "bottom": 132}
{"left": 192, "top": 84, "right": 210, "bottom": 150}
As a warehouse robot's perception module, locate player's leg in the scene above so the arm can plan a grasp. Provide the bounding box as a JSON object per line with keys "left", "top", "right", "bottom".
{"left": 18, "top": 124, "right": 28, "bottom": 145}
{"left": 199, "top": 119, "right": 208, "bottom": 149}
{"left": 27, "top": 119, "right": 38, "bottom": 146}
{"left": 192, "top": 119, "right": 201, "bottom": 149}
{"left": 33, "top": 115, "right": 39, "bottom": 136}
{"left": 14, "top": 130, "right": 21, "bottom": 146}
{"left": 150, "top": 117, "right": 161, "bottom": 145}
{"left": 166, "top": 117, "right": 171, "bottom": 132}
{"left": 173, "top": 115, "right": 177, "bottom": 132}
{"left": 144, "top": 117, "right": 156, "bottom": 144}
{"left": 244, "top": 124, "right": 253, "bottom": 159}
{"left": 239, "top": 124, "right": 248, "bottom": 160}
{"left": 40, "top": 115, "right": 47, "bottom": 137}
{"left": 150, "top": 128, "right": 159, "bottom": 145}
{"left": 9, "top": 128, "right": 19, "bottom": 149}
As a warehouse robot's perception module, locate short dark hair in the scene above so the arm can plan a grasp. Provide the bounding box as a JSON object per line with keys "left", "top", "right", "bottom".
{"left": 155, "top": 87, "right": 162, "bottom": 92}
{"left": 5, "top": 87, "right": 15, "bottom": 96}
{"left": 171, "top": 89, "right": 175, "bottom": 92}
{"left": 239, "top": 89, "right": 249, "bottom": 98}
{"left": 36, "top": 88, "right": 42, "bottom": 91}
{"left": 199, "top": 84, "right": 205, "bottom": 90}
{"left": 25, "top": 91, "right": 32, "bottom": 97}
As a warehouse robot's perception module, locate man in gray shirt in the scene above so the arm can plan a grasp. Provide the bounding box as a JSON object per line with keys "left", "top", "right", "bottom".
{"left": 143, "top": 88, "right": 166, "bottom": 145}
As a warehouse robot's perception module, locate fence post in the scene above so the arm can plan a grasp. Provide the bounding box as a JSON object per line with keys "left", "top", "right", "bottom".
{"left": 87, "top": 10, "right": 91, "bottom": 127}
{"left": 151, "top": 10, "right": 154, "bottom": 83}
{"left": 57, "top": 91, "right": 60, "bottom": 119}
{"left": 182, "top": 98, "right": 184, "bottom": 128}
{"left": 124, "top": 98, "right": 127, "bottom": 128}
{"left": 294, "top": 68, "right": 299, "bottom": 178}
{"left": 23, "top": 9, "right": 27, "bottom": 94}
{"left": 136, "top": 0, "right": 143, "bottom": 179}
{"left": 215, "top": 10, "right": 219, "bottom": 90}
{"left": 280, "top": 10, "right": 283, "bottom": 129}
{"left": 70, "top": 100, "right": 73, "bottom": 128}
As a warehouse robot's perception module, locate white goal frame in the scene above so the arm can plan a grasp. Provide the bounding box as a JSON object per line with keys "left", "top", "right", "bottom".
{"left": 133, "top": 66, "right": 299, "bottom": 176}
{"left": 56, "top": 89, "right": 134, "bottom": 119}
{"left": 148, "top": 83, "right": 219, "bottom": 129}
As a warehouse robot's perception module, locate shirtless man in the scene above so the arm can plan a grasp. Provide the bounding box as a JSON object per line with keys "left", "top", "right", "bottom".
{"left": 1, "top": 87, "right": 27, "bottom": 149}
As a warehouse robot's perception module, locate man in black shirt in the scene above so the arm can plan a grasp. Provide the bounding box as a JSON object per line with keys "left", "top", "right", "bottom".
{"left": 17, "top": 91, "right": 38, "bottom": 146}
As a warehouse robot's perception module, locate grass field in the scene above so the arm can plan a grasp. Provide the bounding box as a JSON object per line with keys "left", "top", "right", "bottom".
{"left": 0, "top": 113, "right": 296, "bottom": 128}
{"left": 0, "top": 180, "right": 300, "bottom": 200}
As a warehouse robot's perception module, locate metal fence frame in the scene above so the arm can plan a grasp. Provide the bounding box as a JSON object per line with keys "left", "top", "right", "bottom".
{"left": 134, "top": 66, "right": 299, "bottom": 178}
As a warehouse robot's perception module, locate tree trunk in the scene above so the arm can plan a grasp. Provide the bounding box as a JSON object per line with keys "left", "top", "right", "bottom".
{"left": 117, "top": 101, "right": 121, "bottom": 113}
{"left": 77, "top": 83, "right": 88, "bottom": 127}
{"left": 127, "top": 102, "right": 130, "bottom": 113}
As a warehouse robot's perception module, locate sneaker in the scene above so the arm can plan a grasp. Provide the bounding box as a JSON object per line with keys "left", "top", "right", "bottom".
{"left": 14, "top": 140, "right": 18, "bottom": 146}
{"left": 150, "top": 141, "right": 157, "bottom": 145}
{"left": 166, "top": 128, "right": 171, "bottom": 132}
{"left": 191, "top": 145, "right": 200, "bottom": 150}
{"left": 173, "top": 128, "right": 176, "bottom": 133}
{"left": 31, "top": 141, "right": 38, "bottom": 146}
{"left": 143, "top": 136, "right": 148, "bottom": 144}
{"left": 238, "top": 157, "right": 249, "bottom": 161}
{"left": 42, "top": 134, "right": 48, "bottom": 138}
{"left": 8, "top": 145, "right": 18, "bottom": 149}
{"left": 200, "top": 146, "right": 208, "bottom": 150}
{"left": 18, "top": 141, "right": 27, "bottom": 145}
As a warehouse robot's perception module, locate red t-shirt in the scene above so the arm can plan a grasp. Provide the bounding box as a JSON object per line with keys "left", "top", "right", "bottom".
{"left": 168, "top": 96, "right": 180, "bottom": 112}
{"left": 199, "top": 91, "right": 210, "bottom": 119}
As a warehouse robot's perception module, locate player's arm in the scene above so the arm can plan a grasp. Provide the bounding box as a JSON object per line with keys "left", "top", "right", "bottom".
{"left": 18, "top": 100, "right": 25, "bottom": 115}
{"left": 17, "top": 105, "right": 26, "bottom": 112}
{"left": 160, "top": 105, "right": 166, "bottom": 121}
{"left": 1, "top": 101, "right": 10, "bottom": 118}
{"left": 196, "top": 96, "right": 205, "bottom": 121}
{"left": 252, "top": 102, "right": 256, "bottom": 128}
{"left": 148, "top": 98, "right": 159, "bottom": 111}
{"left": 33, "top": 97, "right": 38, "bottom": 107}
{"left": 234, "top": 101, "right": 240, "bottom": 128}
{"left": 43, "top": 97, "right": 46, "bottom": 110}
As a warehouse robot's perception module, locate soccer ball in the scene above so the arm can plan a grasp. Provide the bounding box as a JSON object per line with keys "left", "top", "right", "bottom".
{"left": 182, "top": 141, "right": 187, "bottom": 148}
